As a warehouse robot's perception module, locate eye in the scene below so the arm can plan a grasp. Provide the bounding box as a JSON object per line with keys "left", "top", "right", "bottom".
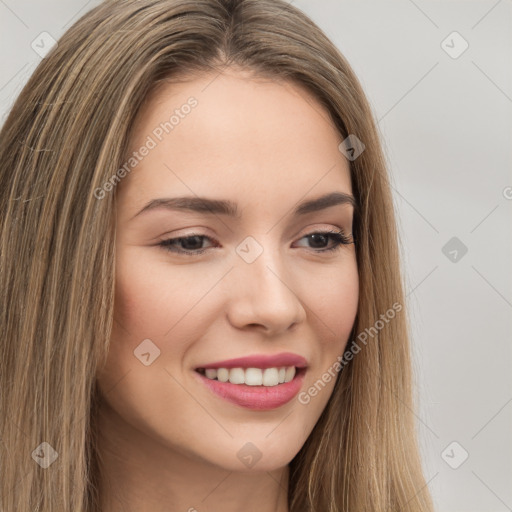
{"left": 157, "top": 229, "right": 354, "bottom": 256}
{"left": 158, "top": 234, "right": 218, "bottom": 255}
{"left": 293, "top": 229, "right": 354, "bottom": 253}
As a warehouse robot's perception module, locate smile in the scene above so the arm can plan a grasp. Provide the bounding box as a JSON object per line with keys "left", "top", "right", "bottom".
{"left": 196, "top": 366, "right": 298, "bottom": 386}
{"left": 194, "top": 366, "right": 307, "bottom": 410}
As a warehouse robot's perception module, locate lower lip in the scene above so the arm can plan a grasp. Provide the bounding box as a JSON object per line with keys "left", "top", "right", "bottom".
{"left": 194, "top": 369, "right": 306, "bottom": 410}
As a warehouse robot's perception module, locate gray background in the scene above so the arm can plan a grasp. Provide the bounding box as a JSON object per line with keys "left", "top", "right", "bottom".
{"left": 1, "top": 1, "right": 511, "bottom": 510}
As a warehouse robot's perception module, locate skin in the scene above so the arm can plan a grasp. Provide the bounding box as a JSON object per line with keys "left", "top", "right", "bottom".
{"left": 95, "top": 67, "right": 359, "bottom": 512}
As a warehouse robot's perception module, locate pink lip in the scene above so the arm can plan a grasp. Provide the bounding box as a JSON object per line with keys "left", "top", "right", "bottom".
{"left": 195, "top": 352, "right": 308, "bottom": 370}
{"left": 194, "top": 368, "right": 307, "bottom": 410}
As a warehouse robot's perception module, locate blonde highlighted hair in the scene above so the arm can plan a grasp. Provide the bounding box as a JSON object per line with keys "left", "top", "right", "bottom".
{"left": 0, "top": 0, "right": 434, "bottom": 510}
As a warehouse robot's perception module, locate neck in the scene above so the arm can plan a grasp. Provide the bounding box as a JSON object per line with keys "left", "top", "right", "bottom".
{"left": 95, "top": 400, "right": 290, "bottom": 512}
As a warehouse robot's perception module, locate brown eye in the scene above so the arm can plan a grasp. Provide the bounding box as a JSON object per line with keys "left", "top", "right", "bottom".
{"left": 158, "top": 234, "right": 218, "bottom": 255}
{"left": 294, "top": 230, "right": 353, "bottom": 252}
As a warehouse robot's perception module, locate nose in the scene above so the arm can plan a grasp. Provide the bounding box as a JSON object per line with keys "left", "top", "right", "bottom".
{"left": 226, "top": 245, "right": 307, "bottom": 335}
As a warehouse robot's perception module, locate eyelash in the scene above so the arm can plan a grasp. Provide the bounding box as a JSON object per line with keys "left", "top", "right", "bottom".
{"left": 157, "top": 229, "right": 354, "bottom": 256}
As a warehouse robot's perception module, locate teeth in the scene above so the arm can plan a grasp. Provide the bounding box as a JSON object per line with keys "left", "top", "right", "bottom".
{"left": 201, "top": 366, "right": 297, "bottom": 386}
{"left": 262, "top": 368, "right": 278, "bottom": 386}
{"left": 229, "top": 368, "right": 245, "bottom": 384}
{"left": 205, "top": 368, "right": 219, "bottom": 380}
{"left": 245, "top": 367, "right": 263, "bottom": 386}
{"left": 284, "top": 366, "right": 296, "bottom": 382}
{"left": 217, "top": 368, "right": 229, "bottom": 382}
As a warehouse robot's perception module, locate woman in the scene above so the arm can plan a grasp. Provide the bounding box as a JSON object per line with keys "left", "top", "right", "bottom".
{"left": 0, "top": 0, "right": 435, "bottom": 510}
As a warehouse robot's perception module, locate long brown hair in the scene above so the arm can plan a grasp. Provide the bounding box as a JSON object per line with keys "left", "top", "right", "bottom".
{"left": 0, "top": 0, "right": 434, "bottom": 510}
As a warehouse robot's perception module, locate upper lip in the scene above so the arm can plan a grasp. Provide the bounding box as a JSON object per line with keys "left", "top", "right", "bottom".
{"left": 195, "top": 352, "right": 308, "bottom": 370}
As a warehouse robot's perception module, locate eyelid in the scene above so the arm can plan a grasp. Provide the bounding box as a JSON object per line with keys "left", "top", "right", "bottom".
{"left": 293, "top": 223, "right": 350, "bottom": 239}
{"left": 157, "top": 225, "right": 353, "bottom": 256}
{"left": 158, "top": 223, "right": 350, "bottom": 244}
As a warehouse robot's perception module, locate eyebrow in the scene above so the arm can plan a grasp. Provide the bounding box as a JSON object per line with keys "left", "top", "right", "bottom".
{"left": 131, "top": 191, "right": 357, "bottom": 220}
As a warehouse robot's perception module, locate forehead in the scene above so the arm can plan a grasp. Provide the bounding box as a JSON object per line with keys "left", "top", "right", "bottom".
{"left": 119, "top": 68, "right": 352, "bottom": 209}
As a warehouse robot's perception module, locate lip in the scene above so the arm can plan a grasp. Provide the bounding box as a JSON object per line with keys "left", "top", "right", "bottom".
{"left": 195, "top": 352, "right": 308, "bottom": 370}
{"left": 193, "top": 367, "right": 307, "bottom": 410}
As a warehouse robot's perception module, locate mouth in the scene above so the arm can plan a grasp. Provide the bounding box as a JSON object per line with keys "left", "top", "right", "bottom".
{"left": 193, "top": 365, "right": 307, "bottom": 410}
{"left": 195, "top": 366, "right": 306, "bottom": 387}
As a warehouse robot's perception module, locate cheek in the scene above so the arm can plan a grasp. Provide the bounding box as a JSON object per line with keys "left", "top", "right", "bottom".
{"left": 331, "top": 271, "right": 359, "bottom": 343}
{"left": 109, "top": 249, "right": 226, "bottom": 370}
{"left": 100, "top": 252, "right": 181, "bottom": 389}
{"left": 302, "top": 257, "right": 359, "bottom": 351}
{"left": 113, "top": 249, "right": 210, "bottom": 335}
{"left": 96, "top": 251, "right": 216, "bottom": 430}
{"left": 113, "top": 253, "right": 172, "bottom": 333}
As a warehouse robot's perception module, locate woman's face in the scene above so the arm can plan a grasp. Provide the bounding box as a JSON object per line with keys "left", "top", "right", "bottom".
{"left": 97, "top": 68, "right": 359, "bottom": 473}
